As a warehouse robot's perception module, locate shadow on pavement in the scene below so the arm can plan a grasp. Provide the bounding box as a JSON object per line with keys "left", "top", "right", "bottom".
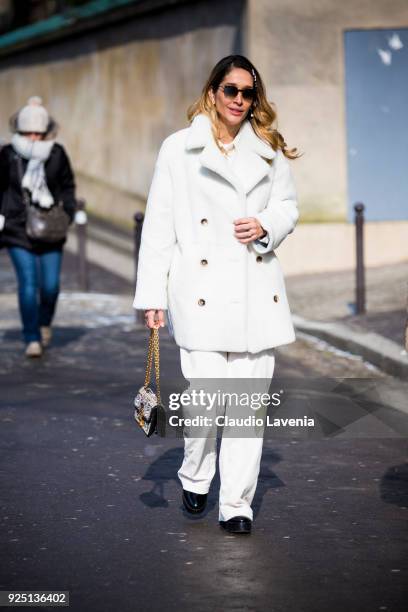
{"left": 139, "top": 443, "right": 285, "bottom": 521}
{"left": 380, "top": 462, "right": 408, "bottom": 508}
{"left": 3, "top": 326, "right": 87, "bottom": 348}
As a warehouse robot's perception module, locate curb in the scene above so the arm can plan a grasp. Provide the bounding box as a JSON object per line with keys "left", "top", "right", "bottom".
{"left": 293, "top": 314, "right": 408, "bottom": 380}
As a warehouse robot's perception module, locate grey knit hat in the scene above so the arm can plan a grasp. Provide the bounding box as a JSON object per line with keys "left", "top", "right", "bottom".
{"left": 16, "top": 96, "right": 49, "bottom": 133}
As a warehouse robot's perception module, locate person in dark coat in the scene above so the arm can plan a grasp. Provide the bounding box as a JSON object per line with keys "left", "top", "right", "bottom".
{"left": 0, "top": 96, "right": 77, "bottom": 357}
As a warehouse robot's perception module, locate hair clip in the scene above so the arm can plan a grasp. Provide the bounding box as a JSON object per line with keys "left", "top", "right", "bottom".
{"left": 251, "top": 68, "right": 257, "bottom": 87}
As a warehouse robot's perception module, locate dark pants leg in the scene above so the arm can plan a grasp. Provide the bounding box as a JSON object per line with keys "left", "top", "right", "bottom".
{"left": 8, "top": 247, "right": 40, "bottom": 343}
{"left": 38, "top": 250, "right": 63, "bottom": 327}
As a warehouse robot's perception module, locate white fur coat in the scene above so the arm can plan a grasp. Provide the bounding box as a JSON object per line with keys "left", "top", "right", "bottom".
{"left": 133, "top": 113, "right": 299, "bottom": 353}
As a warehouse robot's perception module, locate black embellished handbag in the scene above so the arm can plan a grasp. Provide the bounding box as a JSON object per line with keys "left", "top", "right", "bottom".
{"left": 134, "top": 328, "right": 165, "bottom": 437}
{"left": 16, "top": 155, "right": 70, "bottom": 243}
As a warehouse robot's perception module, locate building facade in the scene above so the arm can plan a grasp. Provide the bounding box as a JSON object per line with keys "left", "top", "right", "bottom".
{"left": 0, "top": 0, "right": 407, "bottom": 273}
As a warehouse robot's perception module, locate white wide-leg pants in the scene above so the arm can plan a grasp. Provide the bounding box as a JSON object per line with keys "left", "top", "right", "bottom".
{"left": 177, "top": 348, "right": 275, "bottom": 521}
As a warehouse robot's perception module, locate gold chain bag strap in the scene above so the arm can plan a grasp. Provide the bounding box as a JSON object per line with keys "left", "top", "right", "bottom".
{"left": 133, "top": 328, "right": 164, "bottom": 437}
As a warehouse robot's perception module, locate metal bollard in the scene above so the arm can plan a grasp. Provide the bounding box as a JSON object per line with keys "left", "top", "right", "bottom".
{"left": 75, "top": 198, "right": 89, "bottom": 292}
{"left": 133, "top": 212, "right": 144, "bottom": 324}
{"left": 405, "top": 292, "right": 408, "bottom": 351}
{"left": 405, "top": 316, "right": 408, "bottom": 352}
{"left": 354, "top": 202, "right": 365, "bottom": 315}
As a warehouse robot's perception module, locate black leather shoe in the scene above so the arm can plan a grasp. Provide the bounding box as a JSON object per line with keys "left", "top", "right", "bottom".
{"left": 219, "top": 515, "right": 252, "bottom": 534}
{"left": 182, "top": 489, "right": 208, "bottom": 514}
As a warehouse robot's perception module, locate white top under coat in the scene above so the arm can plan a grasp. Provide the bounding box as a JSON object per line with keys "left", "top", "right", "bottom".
{"left": 217, "top": 125, "right": 243, "bottom": 161}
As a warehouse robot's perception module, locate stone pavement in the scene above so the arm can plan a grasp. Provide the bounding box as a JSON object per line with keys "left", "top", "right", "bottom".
{"left": 2, "top": 237, "right": 408, "bottom": 378}
{"left": 1, "top": 246, "right": 408, "bottom": 612}
{"left": 286, "top": 261, "right": 408, "bottom": 346}
{"left": 0, "top": 249, "right": 397, "bottom": 381}
{"left": 63, "top": 214, "right": 408, "bottom": 378}
{"left": 286, "top": 261, "right": 408, "bottom": 379}
{"left": 64, "top": 213, "right": 408, "bottom": 341}
{"left": 83, "top": 213, "right": 408, "bottom": 342}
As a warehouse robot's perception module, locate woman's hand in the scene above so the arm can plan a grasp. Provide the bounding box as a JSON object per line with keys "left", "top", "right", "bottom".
{"left": 233, "top": 217, "right": 267, "bottom": 244}
{"left": 144, "top": 309, "right": 166, "bottom": 329}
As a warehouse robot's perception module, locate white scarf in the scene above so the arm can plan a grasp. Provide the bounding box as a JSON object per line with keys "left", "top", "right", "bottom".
{"left": 11, "top": 133, "right": 56, "bottom": 208}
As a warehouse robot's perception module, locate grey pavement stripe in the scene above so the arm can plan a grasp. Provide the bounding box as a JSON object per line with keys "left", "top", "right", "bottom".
{"left": 293, "top": 314, "right": 408, "bottom": 380}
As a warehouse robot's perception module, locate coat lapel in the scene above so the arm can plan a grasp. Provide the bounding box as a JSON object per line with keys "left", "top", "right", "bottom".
{"left": 185, "top": 113, "right": 277, "bottom": 195}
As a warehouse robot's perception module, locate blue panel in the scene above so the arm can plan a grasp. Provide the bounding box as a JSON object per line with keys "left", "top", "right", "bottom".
{"left": 344, "top": 29, "right": 408, "bottom": 221}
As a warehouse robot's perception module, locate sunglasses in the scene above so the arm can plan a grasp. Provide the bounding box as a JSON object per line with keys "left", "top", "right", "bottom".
{"left": 218, "top": 84, "right": 256, "bottom": 101}
{"left": 19, "top": 131, "right": 44, "bottom": 136}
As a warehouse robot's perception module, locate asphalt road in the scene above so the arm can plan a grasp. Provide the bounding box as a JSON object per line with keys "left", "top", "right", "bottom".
{"left": 1, "top": 314, "right": 407, "bottom": 612}
{"left": 1, "top": 248, "right": 407, "bottom": 611}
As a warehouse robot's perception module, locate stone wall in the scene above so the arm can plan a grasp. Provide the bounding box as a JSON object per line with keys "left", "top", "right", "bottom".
{"left": 0, "top": 0, "right": 245, "bottom": 226}
{"left": 0, "top": 0, "right": 407, "bottom": 270}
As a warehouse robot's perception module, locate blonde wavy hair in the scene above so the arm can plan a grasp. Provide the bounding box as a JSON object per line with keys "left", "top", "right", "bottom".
{"left": 187, "top": 55, "right": 300, "bottom": 161}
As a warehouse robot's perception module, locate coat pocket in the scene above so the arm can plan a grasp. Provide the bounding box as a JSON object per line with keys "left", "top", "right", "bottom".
{"left": 168, "top": 243, "right": 196, "bottom": 298}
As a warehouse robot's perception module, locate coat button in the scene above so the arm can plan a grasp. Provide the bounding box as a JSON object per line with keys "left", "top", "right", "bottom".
{"left": 273, "top": 294, "right": 279, "bottom": 303}
{"left": 200, "top": 218, "right": 208, "bottom": 225}
{"left": 256, "top": 255, "right": 263, "bottom": 263}
{"left": 198, "top": 298, "right": 206, "bottom": 306}
{"left": 200, "top": 259, "right": 208, "bottom": 266}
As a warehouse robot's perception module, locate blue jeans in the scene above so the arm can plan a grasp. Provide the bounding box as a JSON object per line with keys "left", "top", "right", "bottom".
{"left": 8, "top": 247, "right": 63, "bottom": 344}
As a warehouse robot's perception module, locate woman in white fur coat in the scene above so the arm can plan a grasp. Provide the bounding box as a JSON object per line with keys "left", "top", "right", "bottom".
{"left": 133, "top": 55, "right": 300, "bottom": 534}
